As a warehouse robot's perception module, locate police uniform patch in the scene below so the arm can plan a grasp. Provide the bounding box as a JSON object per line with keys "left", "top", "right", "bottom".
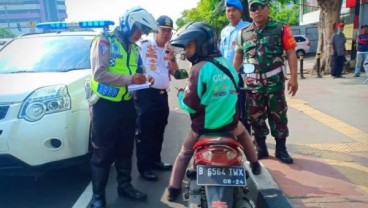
{"left": 99, "top": 39, "right": 109, "bottom": 54}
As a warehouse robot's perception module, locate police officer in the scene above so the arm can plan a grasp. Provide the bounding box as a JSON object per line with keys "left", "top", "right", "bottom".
{"left": 219, "top": 0, "right": 251, "bottom": 132}
{"left": 136, "top": 15, "right": 185, "bottom": 181}
{"left": 89, "top": 6, "right": 158, "bottom": 208}
{"left": 234, "top": 0, "right": 298, "bottom": 164}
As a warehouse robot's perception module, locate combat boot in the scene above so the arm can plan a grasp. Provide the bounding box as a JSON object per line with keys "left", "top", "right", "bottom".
{"left": 254, "top": 136, "right": 269, "bottom": 159}
{"left": 275, "top": 137, "right": 293, "bottom": 164}
{"left": 115, "top": 160, "right": 147, "bottom": 201}
{"left": 90, "top": 165, "right": 110, "bottom": 208}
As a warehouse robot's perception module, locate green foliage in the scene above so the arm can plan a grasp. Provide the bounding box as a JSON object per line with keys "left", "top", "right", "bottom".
{"left": 175, "top": 0, "right": 299, "bottom": 34}
{"left": 0, "top": 28, "right": 15, "bottom": 38}
{"left": 269, "top": 3, "right": 299, "bottom": 25}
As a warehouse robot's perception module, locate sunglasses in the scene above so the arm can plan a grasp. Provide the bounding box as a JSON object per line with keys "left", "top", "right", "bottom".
{"left": 250, "top": 4, "right": 266, "bottom": 12}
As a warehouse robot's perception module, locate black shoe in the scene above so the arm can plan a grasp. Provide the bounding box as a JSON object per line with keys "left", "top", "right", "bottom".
{"left": 90, "top": 194, "right": 106, "bottom": 208}
{"left": 153, "top": 162, "right": 173, "bottom": 171}
{"left": 140, "top": 170, "right": 158, "bottom": 181}
{"left": 275, "top": 149, "right": 294, "bottom": 164}
{"left": 167, "top": 187, "right": 181, "bottom": 202}
{"left": 250, "top": 161, "right": 261, "bottom": 175}
{"left": 354, "top": 74, "right": 360, "bottom": 77}
{"left": 118, "top": 184, "right": 147, "bottom": 201}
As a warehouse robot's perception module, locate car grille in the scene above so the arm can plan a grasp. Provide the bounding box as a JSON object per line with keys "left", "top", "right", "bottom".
{"left": 0, "top": 105, "right": 9, "bottom": 120}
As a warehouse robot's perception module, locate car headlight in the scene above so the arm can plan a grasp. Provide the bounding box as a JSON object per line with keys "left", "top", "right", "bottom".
{"left": 19, "top": 85, "right": 71, "bottom": 122}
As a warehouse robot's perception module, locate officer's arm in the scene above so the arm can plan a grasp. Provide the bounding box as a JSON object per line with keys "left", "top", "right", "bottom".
{"left": 233, "top": 50, "right": 243, "bottom": 72}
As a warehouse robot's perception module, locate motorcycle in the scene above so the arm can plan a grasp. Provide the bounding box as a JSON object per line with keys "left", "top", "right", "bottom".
{"left": 184, "top": 133, "right": 254, "bottom": 208}
{"left": 182, "top": 64, "right": 255, "bottom": 208}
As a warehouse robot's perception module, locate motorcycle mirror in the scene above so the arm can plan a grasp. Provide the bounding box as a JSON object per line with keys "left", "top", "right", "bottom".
{"left": 242, "top": 64, "right": 255, "bottom": 74}
{"left": 174, "top": 69, "right": 189, "bottom": 79}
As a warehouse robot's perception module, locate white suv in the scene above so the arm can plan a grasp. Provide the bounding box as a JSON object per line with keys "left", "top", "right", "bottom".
{"left": 294, "top": 35, "right": 311, "bottom": 57}
{"left": 0, "top": 21, "right": 113, "bottom": 175}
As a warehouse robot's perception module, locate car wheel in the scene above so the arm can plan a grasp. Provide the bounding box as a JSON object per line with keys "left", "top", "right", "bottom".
{"left": 296, "top": 49, "right": 306, "bottom": 58}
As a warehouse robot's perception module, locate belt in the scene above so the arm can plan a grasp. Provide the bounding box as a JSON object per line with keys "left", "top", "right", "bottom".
{"left": 149, "top": 88, "right": 167, "bottom": 95}
{"left": 248, "top": 66, "right": 282, "bottom": 79}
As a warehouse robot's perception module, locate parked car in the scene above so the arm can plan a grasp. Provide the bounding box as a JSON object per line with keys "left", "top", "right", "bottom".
{"left": 0, "top": 38, "right": 12, "bottom": 49}
{"left": 0, "top": 21, "right": 114, "bottom": 175}
{"left": 294, "top": 35, "right": 311, "bottom": 58}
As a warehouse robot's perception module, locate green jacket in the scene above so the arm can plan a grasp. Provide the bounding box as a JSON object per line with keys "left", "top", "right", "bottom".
{"left": 177, "top": 56, "right": 239, "bottom": 134}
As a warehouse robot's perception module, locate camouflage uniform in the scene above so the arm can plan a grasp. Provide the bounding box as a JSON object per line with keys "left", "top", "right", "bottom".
{"left": 236, "top": 20, "right": 288, "bottom": 139}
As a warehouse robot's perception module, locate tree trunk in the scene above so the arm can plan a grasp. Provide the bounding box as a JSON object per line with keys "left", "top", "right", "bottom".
{"left": 315, "top": 0, "right": 342, "bottom": 75}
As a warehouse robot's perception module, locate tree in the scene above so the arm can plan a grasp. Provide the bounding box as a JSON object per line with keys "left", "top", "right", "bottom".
{"left": 269, "top": 3, "right": 299, "bottom": 26}
{"left": 314, "top": 0, "right": 342, "bottom": 74}
{"left": 0, "top": 28, "right": 15, "bottom": 38}
{"left": 176, "top": 0, "right": 298, "bottom": 34}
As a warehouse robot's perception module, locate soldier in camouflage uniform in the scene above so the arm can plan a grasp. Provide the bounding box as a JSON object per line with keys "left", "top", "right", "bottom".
{"left": 233, "top": 0, "right": 298, "bottom": 164}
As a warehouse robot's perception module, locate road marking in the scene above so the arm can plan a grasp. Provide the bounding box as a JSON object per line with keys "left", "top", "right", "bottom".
{"left": 287, "top": 97, "right": 368, "bottom": 143}
{"left": 72, "top": 182, "right": 92, "bottom": 208}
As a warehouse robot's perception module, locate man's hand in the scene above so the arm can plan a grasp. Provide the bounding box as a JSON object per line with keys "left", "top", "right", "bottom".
{"left": 132, "top": 74, "right": 147, "bottom": 84}
{"left": 147, "top": 75, "right": 155, "bottom": 85}
{"left": 175, "top": 87, "right": 184, "bottom": 96}
{"left": 287, "top": 77, "right": 298, "bottom": 96}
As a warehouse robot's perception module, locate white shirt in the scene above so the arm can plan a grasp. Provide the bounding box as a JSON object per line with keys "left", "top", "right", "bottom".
{"left": 139, "top": 38, "right": 170, "bottom": 89}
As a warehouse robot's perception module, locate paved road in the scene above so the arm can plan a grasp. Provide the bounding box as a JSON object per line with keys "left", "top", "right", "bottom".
{"left": 257, "top": 56, "right": 368, "bottom": 207}
{"left": 3, "top": 57, "right": 366, "bottom": 208}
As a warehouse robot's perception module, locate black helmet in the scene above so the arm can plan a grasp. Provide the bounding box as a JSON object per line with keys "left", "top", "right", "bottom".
{"left": 170, "top": 22, "right": 219, "bottom": 63}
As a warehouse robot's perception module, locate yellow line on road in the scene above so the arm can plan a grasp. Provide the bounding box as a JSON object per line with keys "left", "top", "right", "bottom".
{"left": 287, "top": 97, "right": 368, "bottom": 143}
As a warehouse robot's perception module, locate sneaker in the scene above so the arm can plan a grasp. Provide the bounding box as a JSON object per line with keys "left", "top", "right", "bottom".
{"left": 354, "top": 74, "right": 360, "bottom": 77}
{"left": 167, "top": 187, "right": 181, "bottom": 202}
{"left": 250, "top": 161, "right": 261, "bottom": 175}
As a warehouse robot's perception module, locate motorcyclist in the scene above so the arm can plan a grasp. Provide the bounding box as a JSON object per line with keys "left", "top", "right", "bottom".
{"left": 166, "top": 22, "right": 261, "bottom": 202}
{"left": 89, "top": 6, "right": 158, "bottom": 208}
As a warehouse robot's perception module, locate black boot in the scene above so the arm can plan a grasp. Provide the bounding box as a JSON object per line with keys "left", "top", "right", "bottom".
{"left": 90, "top": 165, "right": 110, "bottom": 208}
{"left": 115, "top": 160, "right": 147, "bottom": 201}
{"left": 275, "top": 138, "right": 293, "bottom": 164}
{"left": 254, "top": 136, "right": 269, "bottom": 159}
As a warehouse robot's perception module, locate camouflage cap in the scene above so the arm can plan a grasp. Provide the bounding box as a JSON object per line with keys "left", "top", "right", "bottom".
{"left": 249, "top": 0, "right": 269, "bottom": 6}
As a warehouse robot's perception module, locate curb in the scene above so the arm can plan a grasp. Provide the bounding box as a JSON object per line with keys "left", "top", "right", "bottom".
{"left": 244, "top": 162, "right": 293, "bottom": 208}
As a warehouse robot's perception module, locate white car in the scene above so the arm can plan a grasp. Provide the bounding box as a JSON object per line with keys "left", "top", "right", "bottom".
{"left": 0, "top": 38, "right": 12, "bottom": 49}
{"left": 294, "top": 35, "right": 311, "bottom": 58}
{"left": 0, "top": 21, "right": 113, "bottom": 175}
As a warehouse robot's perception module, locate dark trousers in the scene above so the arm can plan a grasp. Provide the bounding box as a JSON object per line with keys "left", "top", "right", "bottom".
{"left": 331, "top": 55, "right": 345, "bottom": 77}
{"left": 90, "top": 98, "right": 136, "bottom": 168}
{"left": 135, "top": 88, "right": 169, "bottom": 173}
{"left": 238, "top": 73, "right": 251, "bottom": 133}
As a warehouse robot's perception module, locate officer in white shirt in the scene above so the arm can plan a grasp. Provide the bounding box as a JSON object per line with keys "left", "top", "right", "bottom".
{"left": 135, "top": 15, "right": 184, "bottom": 181}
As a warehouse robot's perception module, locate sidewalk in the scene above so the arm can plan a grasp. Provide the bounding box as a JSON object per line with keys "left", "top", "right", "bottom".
{"left": 253, "top": 57, "right": 368, "bottom": 208}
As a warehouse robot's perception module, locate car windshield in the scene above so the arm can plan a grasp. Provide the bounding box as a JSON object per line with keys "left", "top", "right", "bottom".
{"left": 0, "top": 34, "right": 94, "bottom": 74}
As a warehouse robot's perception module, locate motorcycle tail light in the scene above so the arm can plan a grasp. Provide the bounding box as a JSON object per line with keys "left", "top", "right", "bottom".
{"left": 193, "top": 138, "right": 243, "bottom": 166}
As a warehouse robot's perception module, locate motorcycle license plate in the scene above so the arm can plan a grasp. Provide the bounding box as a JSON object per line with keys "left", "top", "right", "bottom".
{"left": 196, "top": 165, "right": 246, "bottom": 186}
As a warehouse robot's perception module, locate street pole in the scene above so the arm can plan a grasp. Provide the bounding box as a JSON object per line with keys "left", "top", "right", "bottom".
{"left": 4, "top": 4, "right": 10, "bottom": 29}
{"left": 350, "top": 0, "right": 361, "bottom": 60}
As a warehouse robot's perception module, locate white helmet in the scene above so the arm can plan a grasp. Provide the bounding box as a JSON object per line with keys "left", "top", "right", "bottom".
{"left": 119, "top": 6, "right": 158, "bottom": 37}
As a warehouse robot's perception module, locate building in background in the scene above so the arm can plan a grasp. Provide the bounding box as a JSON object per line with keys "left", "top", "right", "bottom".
{"left": 0, "top": 0, "right": 67, "bottom": 35}
{"left": 298, "top": 0, "right": 368, "bottom": 54}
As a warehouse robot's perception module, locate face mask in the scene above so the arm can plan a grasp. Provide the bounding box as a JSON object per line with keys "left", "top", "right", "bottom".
{"left": 337, "top": 29, "right": 343, "bottom": 33}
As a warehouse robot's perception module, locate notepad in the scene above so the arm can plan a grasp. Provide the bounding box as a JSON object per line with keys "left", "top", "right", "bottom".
{"left": 128, "top": 82, "right": 151, "bottom": 92}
